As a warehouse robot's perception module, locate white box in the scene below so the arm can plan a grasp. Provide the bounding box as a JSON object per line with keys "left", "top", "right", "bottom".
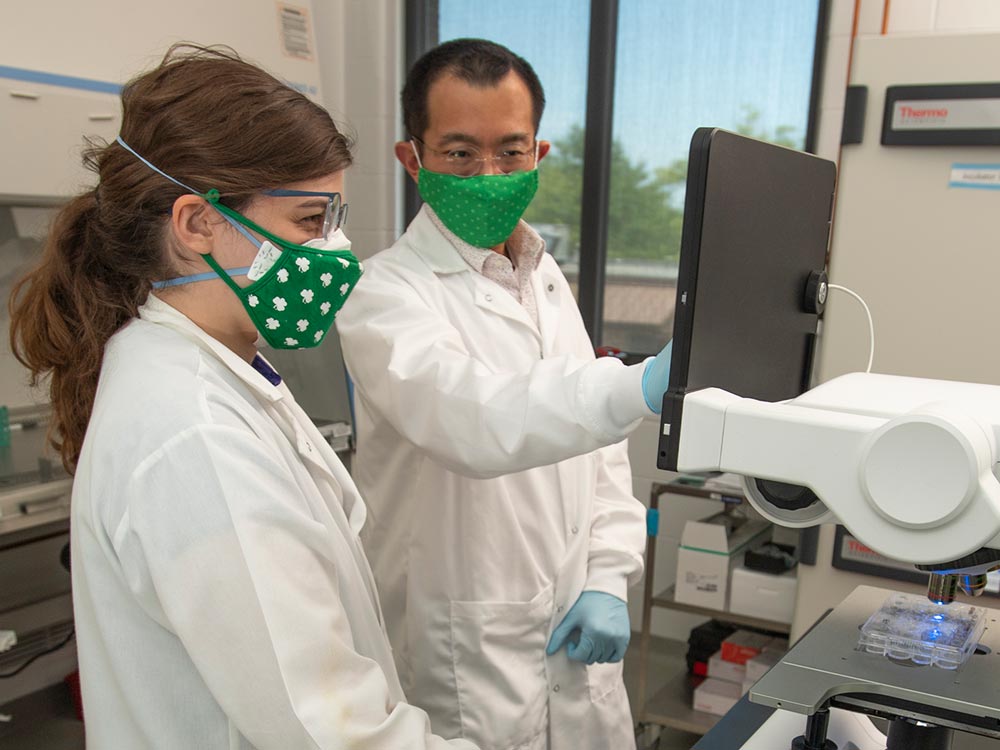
{"left": 708, "top": 650, "right": 746, "bottom": 683}
{"left": 741, "top": 677, "right": 756, "bottom": 695}
{"left": 693, "top": 677, "right": 742, "bottom": 716}
{"left": 675, "top": 514, "right": 771, "bottom": 611}
{"left": 745, "top": 649, "right": 783, "bottom": 682}
{"left": 728, "top": 564, "right": 798, "bottom": 624}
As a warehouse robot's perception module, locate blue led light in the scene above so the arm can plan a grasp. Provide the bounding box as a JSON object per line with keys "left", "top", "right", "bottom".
{"left": 932, "top": 614, "right": 945, "bottom": 621}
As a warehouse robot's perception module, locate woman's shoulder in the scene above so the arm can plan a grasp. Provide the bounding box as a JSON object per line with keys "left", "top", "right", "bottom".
{"left": 94, "top": 319, "right": 265, "bottom": 445}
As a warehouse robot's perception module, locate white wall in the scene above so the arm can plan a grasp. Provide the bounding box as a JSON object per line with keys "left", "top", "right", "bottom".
{"left": 323, "top": 0, "right": 404, "bottom": 260}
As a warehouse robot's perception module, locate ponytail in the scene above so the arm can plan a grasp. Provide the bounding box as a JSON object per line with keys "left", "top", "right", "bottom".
{"left": 9, "top": 189, "right": 151, "bottom": 472}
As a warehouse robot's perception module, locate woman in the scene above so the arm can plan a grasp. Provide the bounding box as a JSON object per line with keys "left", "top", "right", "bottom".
{"left": 9, "top": 45, "right": 476, "bottom": 749}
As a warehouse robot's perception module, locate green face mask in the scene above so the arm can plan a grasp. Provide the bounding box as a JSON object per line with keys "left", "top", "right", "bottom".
{"left": 205, "top": 196, "right": 363, "bottom": 350}
{"left": 417, "top": 167, "right": 539, "bottom": 248}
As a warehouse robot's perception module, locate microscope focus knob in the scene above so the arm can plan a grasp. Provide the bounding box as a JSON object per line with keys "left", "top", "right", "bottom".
{"left": 861, "top": 405, "right": 993, "bottom": 529}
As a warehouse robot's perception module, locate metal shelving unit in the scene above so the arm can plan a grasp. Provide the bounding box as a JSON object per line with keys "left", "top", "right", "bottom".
{"left": 635, "top": 480, "right": 790, "bottom": 738}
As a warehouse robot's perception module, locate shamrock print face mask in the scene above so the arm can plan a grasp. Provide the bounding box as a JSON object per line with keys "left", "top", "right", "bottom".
{"left": 202, "top": 207, "right": 363, "bottom": 349}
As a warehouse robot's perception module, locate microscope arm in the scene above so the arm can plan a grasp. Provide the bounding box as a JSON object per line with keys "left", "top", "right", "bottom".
{"left": 674, "top": 377, "right": 1000, "bottom": 569}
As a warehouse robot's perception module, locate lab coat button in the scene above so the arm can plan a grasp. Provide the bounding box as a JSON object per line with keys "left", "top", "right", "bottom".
{"left": 557, "top": 605, "right": 565, "bottom": 613}
{"left": 553, "top": 684, "right": 560, "bottom": 693}
{"left": 485, "top": 294, "right": 493, "bottom": 302}
{"left": 547, "top": 284, "right": 555, "bottom": 292}
{"left": 571, "top": 525, "right": 579, "bottom": 534}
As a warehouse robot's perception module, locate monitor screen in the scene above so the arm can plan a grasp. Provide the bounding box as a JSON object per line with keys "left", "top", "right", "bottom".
{"left": 658, "top": 128, "right": 836, "bottom": 471}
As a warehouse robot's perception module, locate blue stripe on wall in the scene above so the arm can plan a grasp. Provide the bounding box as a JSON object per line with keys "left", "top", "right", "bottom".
{"left": 0, "top": 65, "right": 121, "bottom": 95}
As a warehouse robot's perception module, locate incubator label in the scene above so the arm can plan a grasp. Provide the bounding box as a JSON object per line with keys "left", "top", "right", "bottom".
{"left": 949, "top": 163, "right": 1000, "bottom": 190}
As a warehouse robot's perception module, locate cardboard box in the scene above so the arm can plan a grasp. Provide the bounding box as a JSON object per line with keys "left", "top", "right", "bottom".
{"left": 675, "top": 513, "right": 771, "bottom": 611}
{"left": 729, "top": 564, "right": 798, "bottom": 624}
{"left": 745, "top": 649, "right": 783, "bottom": 682}
{"left": 693, "top": 677, "right": 742, "bottom": 716}
{"left": 721, "top": 630, "right": 771, "bottom": 665}
{"left": 708, "top": 650, "right": 746, "bottom": 683}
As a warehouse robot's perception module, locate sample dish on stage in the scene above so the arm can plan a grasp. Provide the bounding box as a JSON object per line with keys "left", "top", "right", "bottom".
{"left": 858, "top": 592, "right": 986, "bottom": 669}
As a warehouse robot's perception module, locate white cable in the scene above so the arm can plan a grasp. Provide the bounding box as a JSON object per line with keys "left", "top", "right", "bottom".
{"left": 828, "top": 284, "right": 875, "bottom": 373}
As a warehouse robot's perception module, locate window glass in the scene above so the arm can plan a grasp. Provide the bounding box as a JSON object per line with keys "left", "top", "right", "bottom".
{"left": 604, "top": 0, "right": 822, "bottom": 353}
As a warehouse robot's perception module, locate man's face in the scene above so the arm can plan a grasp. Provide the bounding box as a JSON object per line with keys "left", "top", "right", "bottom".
{"left": 396, "top": 71, "right": 550, "bottom": 180}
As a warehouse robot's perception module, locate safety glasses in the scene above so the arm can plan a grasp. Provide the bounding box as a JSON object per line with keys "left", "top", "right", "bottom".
{"left": 263, "top": 188, "right": 349, "bottom": 240}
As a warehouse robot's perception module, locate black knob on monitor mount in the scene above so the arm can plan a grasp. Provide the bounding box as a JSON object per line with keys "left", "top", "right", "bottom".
{"left": 804, "top": 270, "right": 828, "bottom": 315}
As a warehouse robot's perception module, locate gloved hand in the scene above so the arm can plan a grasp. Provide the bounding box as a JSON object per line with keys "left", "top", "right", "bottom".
{"left": 546, "top": 591, "right": 630, "bottom": 665}
{"left": 641, "top": 339, "right": 673, "bottom": 414}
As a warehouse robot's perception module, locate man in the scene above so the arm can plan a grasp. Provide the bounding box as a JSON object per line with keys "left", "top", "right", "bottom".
{"left": 336, "top": 39, "right": 671, "bottom": 750}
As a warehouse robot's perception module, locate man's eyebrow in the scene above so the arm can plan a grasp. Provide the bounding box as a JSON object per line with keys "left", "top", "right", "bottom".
{"left": 499, "top": 132, "right": 532, "bottom": 144}
{"left": 436, "top": 132, "right": 533, "bottom": 147}
{"left": 437, "top": 132, "right": 482, "bottom": 147}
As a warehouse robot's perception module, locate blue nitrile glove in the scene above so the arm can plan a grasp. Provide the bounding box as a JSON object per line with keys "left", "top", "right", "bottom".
{"left": 641, "top": 339, "right": 673, "bottom": 413}
{"left": 546, "top": 591, "right": 631, "bottom": 665}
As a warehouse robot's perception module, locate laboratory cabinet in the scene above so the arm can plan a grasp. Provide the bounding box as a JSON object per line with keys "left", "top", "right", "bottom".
{"left": 0, "top": 82, "right": 120, "bottom": 203}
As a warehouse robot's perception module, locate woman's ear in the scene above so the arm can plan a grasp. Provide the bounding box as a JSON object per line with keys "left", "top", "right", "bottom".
{"left": 170, "top": 194, "right": 219, "bottom": 257}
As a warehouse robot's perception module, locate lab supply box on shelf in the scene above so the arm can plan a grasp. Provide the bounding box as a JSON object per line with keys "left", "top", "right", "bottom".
{"left": 692, "top": 677, "right": 741, "bottom": 717}
{"left": 728, "top": 564, "right": 798, "bottom": 624}
{"left": 720, "top": 630, "right": 772, "bottom": 665}
{"left": 675, "top": 512, "right": 770, "bottom": 610}
{"left": 707, "top": 650, "right": 746, "bottom": 683}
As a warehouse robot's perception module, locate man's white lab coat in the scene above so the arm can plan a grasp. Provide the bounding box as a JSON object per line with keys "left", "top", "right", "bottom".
{"left": 336, "top": 207, "right": 649, "bottom": 750}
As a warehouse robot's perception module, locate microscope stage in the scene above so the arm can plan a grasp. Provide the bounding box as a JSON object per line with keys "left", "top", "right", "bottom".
{"left": 750, "top": 585, "right": 1000, "bottom": 737}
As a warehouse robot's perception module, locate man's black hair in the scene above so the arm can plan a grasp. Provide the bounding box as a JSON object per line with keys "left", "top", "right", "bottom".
{"left": 402, "top": 38, "right": 546, "bottom": 139}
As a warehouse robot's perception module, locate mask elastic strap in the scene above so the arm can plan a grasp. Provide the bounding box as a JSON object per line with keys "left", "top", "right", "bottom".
{"left": 119, "top": 136, "right": 265, "bottom": 289}
{"left": 151, "top": 266, "right": 252, "bottom": 290}
{"left": 410, "top": 139, "right": 424, "bottom": 170}
{"left": 117, "top": 136, "right": 202, "bottom": 195}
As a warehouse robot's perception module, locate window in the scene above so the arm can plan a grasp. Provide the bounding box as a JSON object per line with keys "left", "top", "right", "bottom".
{"left": 605, "top": 0, "right": 823, "bottom": 353}
{"left": 413, "top": 0, "right": 826, "bottom": 351}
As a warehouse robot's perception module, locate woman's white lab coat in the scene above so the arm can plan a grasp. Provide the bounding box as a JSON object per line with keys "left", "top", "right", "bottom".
{"left": 335, "top": 207, "right": 651, "bottom": 750}
{"left": 71, "top": 294, "right": 475, "bottom": 749}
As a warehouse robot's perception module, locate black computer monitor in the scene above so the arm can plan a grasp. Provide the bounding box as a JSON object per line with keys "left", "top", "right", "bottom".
{"left": 657, "top": 128, "right": 837, "bottom": 471}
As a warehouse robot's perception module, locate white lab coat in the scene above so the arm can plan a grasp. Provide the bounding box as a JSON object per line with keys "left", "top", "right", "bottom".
{"left": 71, "top": 294, "right": 476, "bottom": 750}
{"left": 335, "top": 207, "right": 651, "bottom": 750}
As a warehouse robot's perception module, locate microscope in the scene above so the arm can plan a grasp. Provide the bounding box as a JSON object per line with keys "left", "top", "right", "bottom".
{"left": 658, "top": 129, "right": 1000, "bottom": 749}
{"left": 669, "top": 371, "right": 1000, "bottom": 605}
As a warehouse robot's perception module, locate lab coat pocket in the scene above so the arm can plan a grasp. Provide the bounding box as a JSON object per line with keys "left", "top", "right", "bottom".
{"left": 450, "top": 584, "right": 553, "bottom": 750}
{"left": 586, "top": 659, "right": 624, "bottom": 703}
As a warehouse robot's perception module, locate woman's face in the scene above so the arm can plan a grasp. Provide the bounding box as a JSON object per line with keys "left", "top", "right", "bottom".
{"left": 160, "top": 170, "right": 346, "bottom": 359}
{"left": 212, "top": 171, "right": 346, "bottom": 282}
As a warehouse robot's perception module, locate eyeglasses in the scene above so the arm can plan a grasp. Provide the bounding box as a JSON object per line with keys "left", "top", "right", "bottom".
{"left": 263, "top": 188, "right": 349, "bottom": 240}
{"left": 411, "top": 137, "right": 538, "bottom": 178}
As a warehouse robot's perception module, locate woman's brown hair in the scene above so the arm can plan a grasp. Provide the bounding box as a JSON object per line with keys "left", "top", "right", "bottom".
{"left": 9, "top": 44, "right": 353, "bottom": 472}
